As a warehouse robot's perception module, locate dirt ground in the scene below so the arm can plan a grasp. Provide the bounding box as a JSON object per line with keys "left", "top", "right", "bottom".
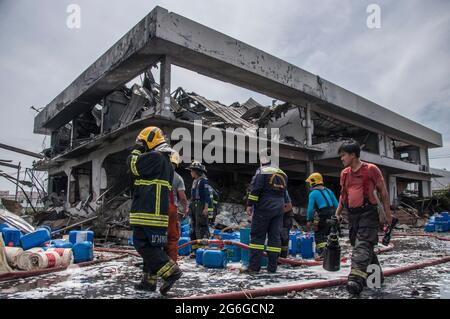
{"left": 1, "top": 231, "right": 449, "bottom": 299}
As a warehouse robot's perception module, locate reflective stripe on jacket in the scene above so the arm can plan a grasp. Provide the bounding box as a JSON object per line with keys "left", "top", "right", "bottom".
{"left": 127, "top": 149, "right": 174, "bottom": 228}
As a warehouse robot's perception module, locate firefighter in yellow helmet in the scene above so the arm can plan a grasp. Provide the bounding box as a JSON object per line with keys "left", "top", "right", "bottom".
{"left": 127, "top": 126, "right": 182, "bottom": 295}
{"left": 305, "top": 172, "right": 339, "bottom": 259}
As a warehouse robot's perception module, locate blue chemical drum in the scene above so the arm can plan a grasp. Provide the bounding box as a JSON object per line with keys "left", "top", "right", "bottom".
{"left": 196, "top": 248, "right": 205, "bottom": 265}
{"left": 424, "top": 223, "right": 435, "bottom": 233}
{"left": 178, "top": 237, "right": 191, "bottom": 256}
{"left": 21, "top": 228, "right": 51, "bottom": 250}
{"left": 51, "top": 239, "right": 74, "bottom": 249}
{"left": 2, "top": 227, "right": 21, "bottom": 247}
{"left": 72, "top": 241, "right": 94, "bottom": 263}
{"left": 203, "top": 249, "right": 227, "bottom": 269}
{"left": 301, "top": 233, "right": 315, "bottom": 259}
{"left": 69, "top": 230, "right": 94, "bottom": 245}
{"left": 240, "top": 228, "right": 250, "bottom": 265}
{"left": 289, "top": 231, "right": 299, "bottom": 256}
{"left": 225, "top": 244, "right": 241, "bottom": 262}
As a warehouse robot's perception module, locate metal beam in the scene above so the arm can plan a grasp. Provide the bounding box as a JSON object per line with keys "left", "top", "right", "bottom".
{"left": 0, "top": 162, "right": 20, "bottom": 170}
{"left": 0, "top": 142, "right": 43, "bottom": 159}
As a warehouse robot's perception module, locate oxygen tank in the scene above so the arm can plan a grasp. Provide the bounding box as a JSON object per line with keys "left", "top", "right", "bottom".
{"left": 322, "top": 216, "right": 341, "bottom": 272}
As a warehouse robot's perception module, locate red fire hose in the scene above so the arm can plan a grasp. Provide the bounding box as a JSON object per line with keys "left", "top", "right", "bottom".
{"left": 176, "top": 239, "right": 395, "bottom": 267}
{"left": 182, "top": 255, "right": 450, "bottom": 299}
{"left": 391, "top": 233, "right": 450, "bottom": 241}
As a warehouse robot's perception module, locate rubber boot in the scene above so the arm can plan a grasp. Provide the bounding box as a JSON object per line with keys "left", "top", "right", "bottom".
{"left": 134, "top": 273, "right": 157, "bottom": 292}
{"left": 159, "top": 261, "right": 183, "bottom": 296}
{"left": 346, "top": 275, "right": 365, "bottom": 296}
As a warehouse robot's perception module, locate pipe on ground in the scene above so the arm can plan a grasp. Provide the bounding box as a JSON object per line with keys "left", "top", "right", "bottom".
{"left": 182, "top": 255, "right": 450, "bottom": 299}
{"left": 177, "top": 239, "right": 395, "bottom": 267}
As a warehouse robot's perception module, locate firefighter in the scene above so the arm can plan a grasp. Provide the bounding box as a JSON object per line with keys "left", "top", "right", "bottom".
{"left": 305, "top": 172, "right": 339, "bottom": 259}
{"left": 127, "top": 126, "right": 182, "bottom": 295}
{"left": 335, "top": 141, "right": 393, "bottom": 295}
{"left": 188, "top": 161, "right": 212, "bottom": 250}
{"left": 280, "top": 191, "right": 293, "bottom": 258}
{"left": 246, "top": 149, "right": 290, "bottom": 273}
{"left": 165, "top": 151, "right": 188, "bottom": 264}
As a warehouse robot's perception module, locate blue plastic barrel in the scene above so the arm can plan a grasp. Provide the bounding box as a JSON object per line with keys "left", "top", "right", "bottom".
{"left": 435, "top": 215, "right": 445, "bottom": 232}
{"left": 181, "top": 224, "right": 190, "bottom": 233}
{"left": 240, "top": 228, "right": 250, "bottom": 265}
{"left": 289, "top": 231, "right": 297, "bottom": 256}
{"left": 2, "top": 227, "right": 21, "bottom": 247}
{"left": 69, "top": 230, "right": 94, "bottom": 245}
{"left": 21, "top": 228, "right": 51, "bottom": 250}
{"left": 441, "top": 212, "right": 449, "bottom": 222}
{"left": 203, "top": 249, "right": 227, "bottom": 269}
{"left": 181, "top": 231, "right": 190, "bottom": 238}
{"left": 443, "top": 221, "right": 449, "bottom": 232}
{"left": 72, "top": 241, "right": 94, "bottom": 263}
{"left": 51, "top": 239, "right": 74, "bottom": 249}
{"left": 225, "top": 244, "right": 241, "bottom": 262}
{"left": 425, "top": 223, "right": 435, "bottom": 232}
{"left": 212, "top": 229, "right": 222, "bottom": 239}
{"left": 178, "top": 237, "right": 191, "bottom": 256}
{"left": 196, "top": 248, "right": 205, "bottom": 265}
{"left": 221, "top": 233, "right": 235, "bottom": 240}
{"left": 0, "top": 223, "right": 9, "bottom": 232}
{"left": 37, "top": 225, "right": 52, "bottom": 234}
{"left": 301, "top": 233, "right": 315, "bottom": 259}
{"left": 296, "top": 231, "right": 302, "bottom": 253}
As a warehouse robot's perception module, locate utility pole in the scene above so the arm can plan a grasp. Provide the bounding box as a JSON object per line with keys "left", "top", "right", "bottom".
{"left": 15, "top": 162, "right": 21, "bottom": 201}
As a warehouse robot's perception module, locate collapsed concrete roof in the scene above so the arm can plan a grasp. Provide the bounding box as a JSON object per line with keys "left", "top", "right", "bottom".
{"left": 34, "top": 6, "right": 442, "bottom": 149}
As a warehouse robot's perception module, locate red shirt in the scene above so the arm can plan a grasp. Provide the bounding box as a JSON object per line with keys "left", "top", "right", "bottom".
{"left": 340, "top": 162, "right": 384, "bottom": 208}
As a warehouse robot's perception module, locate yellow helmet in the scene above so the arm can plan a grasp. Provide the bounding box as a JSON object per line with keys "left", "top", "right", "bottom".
{"left": 136, "top": 126, "right": 166, "bottom": 150}
{"left": 170, "top": 151, "right": 181, "bottom": 167}
{"left": 306, "top": 172, "right": 324, "bottom": 187}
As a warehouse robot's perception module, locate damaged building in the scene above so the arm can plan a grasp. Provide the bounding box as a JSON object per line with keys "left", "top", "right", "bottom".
{"left": 32, "top": 6, "right": 443, "bottom": 241}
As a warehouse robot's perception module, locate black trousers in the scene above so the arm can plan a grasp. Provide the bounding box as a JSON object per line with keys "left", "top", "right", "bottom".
{"left": 249, "top": 209, "right": 283, "bottom": 272}
{"left": 347, "top": 206, "right": 382, "bottom": 283}
{"left": 133, "top": 226, "right": 170, "bottom": 275}
{"left": 190, "top": 201, "right": 210, "bottom": 246}
{"left": 314, "top": 207, "right": 335, "bottom": 255}
{"left": 280, "top": 212, "right": 293, "bottom": 258}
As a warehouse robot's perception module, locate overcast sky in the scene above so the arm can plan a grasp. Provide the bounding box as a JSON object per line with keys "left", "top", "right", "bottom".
{"left": 0, "top": 0, "right": 449, "bottom": 192}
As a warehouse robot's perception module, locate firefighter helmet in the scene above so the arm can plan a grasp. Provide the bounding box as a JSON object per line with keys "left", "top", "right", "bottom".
{"left": 306, "top": 172, "right": 324, "bottom": 187}
{"left": 136, "top": 126, "right": 166, "bottom": 150}
{"left": 188, "top": 161, "right": 207, "bottom": 174}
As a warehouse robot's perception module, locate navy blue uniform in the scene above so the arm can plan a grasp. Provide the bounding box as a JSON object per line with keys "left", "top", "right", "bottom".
{"left": 126, "top": 148, "right": 177, "bottom": 279}
{"left": 190, "top": 176, "right": 212, "bottom": 245}
{"left": 247, "top": 165, "right": 289, "bottom": 272}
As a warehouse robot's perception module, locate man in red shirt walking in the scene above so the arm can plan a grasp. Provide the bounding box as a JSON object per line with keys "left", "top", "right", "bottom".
{"left": 335, "top": 141, "right": 393, "bottom": 295}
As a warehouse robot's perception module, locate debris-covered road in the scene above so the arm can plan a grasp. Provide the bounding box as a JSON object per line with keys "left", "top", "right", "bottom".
{"left": 1, "top": 232, "right": 449, "bottom": 299}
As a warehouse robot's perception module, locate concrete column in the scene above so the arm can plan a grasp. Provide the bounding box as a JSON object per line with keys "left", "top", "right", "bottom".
{"left": 420, "top": 180, "right": 432, "bottom": 198}
{"left": 388, "top": 175, "right": 397, "bottom": 205}
{"left": 306, "top": 160, "right": 314, "bottom": 177}
{"left": 305, "top": 104, "right": 312, "bottom": 147}
{"left": 159, "top": 56, "right": 173, "bottom": 118}
{"left": 64, "top": 168, "right": 72, "bottom": 209}
{"left": 305, "top": 104, "right": 314, "bottom": 177}
{"left": 92, "top": 155, "right": 106, "bottom": 209}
